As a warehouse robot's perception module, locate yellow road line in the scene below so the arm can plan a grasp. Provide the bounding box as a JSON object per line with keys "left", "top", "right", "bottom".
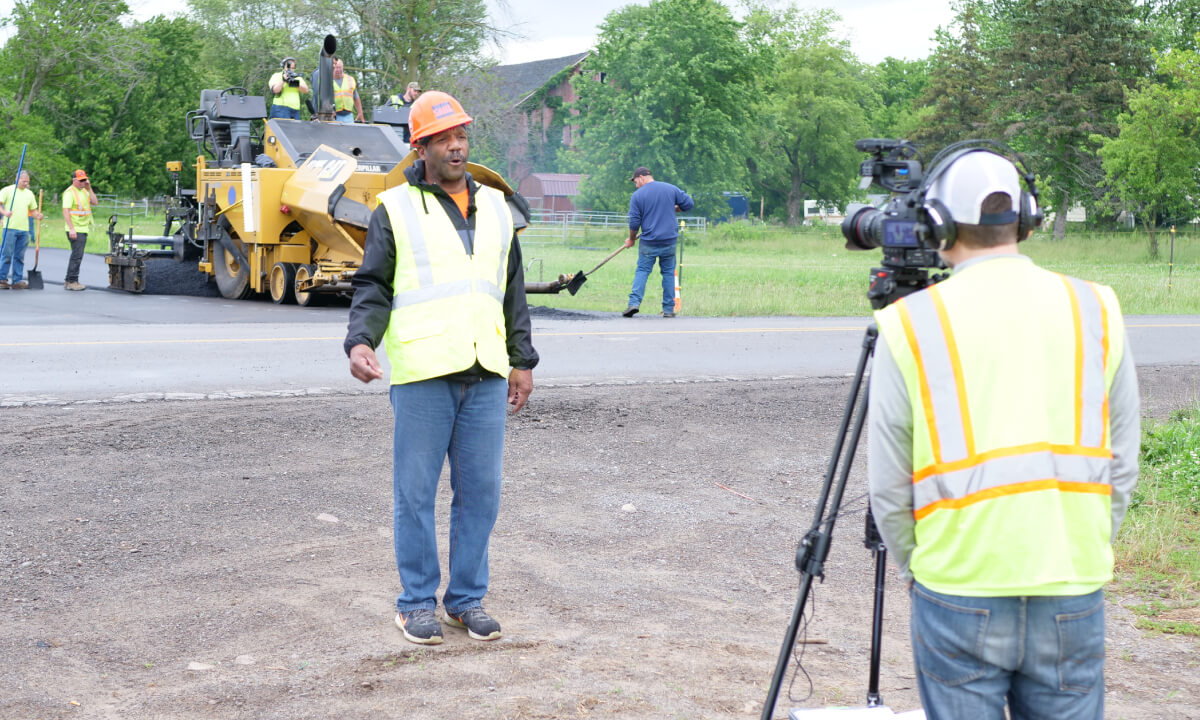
{"left": 2, "top": 321, "right": 1195, "bottom": 348}
{"left": 0, "top": 336, "right": 343, "bottom": 348}
{"left": 538, "top": 326, "right": 866, "bottom": 337}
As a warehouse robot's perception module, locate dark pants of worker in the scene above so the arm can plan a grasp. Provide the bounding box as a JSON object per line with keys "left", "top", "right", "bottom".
{"left": 66, "top": 232, "right": 87, "bottom": 283}
{"left": 269, "top": 105, "right": 301, "bottom": 120}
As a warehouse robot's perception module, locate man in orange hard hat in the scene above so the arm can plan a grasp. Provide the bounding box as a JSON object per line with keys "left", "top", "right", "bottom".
{"left": 345, "top": 90, "right": 538, "bottom": 646}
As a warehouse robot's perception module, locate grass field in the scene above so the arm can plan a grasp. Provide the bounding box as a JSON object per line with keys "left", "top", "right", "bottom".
{"left": 25, "top": 212, "right": 1199, "bottom": 316}
{"left": 1117, "top": 406, "right": 1200, "bottom": 636}
{"left": 520, "top": 222, "right": 1199, "bottom": 316}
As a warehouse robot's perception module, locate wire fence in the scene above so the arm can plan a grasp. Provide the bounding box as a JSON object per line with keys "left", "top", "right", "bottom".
{"left": 522, "top": 209, "right": 707, "bottom": 245}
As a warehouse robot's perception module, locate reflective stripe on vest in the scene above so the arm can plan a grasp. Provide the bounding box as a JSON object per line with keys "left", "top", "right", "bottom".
{"left": 379, "top": 183, "right": 513, "bottom": 384}
{"left": 896, "top": 277, "right": 1113, "bottom": 518}
{"left": 334, "top": 75, "right": 355, "bottom": 113}
{"left": 68, "top": 186, "right": 92, "bottom": 218}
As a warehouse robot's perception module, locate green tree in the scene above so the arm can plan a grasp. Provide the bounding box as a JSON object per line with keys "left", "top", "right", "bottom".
{"left": 566, "top": 0, "right": 755, "bottom": 215}
{"left": 990, "top": 0, "right": 1151, "bottom": 238}
{"left": 741, "top": 6, "right": 877, "bottom": 225}
{"left": 78, "top": 17, "right": 210, "bottom": 195}
{"left": 1097, "top": 47, "right": 1200, "bottom": 257}
{"left": 188, "top": 0, "right": 320, "bottom": 95}
{"left": 870, "top": 57, "right": 929, "bottom": 141}
{"left": 908, "top": 1, "right": 994, "bottom": 155}
{"left": 1142, "top": 0, "right": 1200, "bottom": 53}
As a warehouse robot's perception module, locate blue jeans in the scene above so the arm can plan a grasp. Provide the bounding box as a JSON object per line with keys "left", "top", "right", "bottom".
{"left": 911, "top": 582, "right": 1105, "bottom": 720}
{"left": 628, "top": 241, "right": 676, "bottom": 312}
{"left": 335, "top": 112, "right": 355, "bottom": 124}
{"left": 269, "top": 105, "right": 300, "bottom": 120}
{"left": 0, "top": 228, "right": 29, "bottom": 283}
{"left": 390, "top": 377, "right": 507, "bottom": 615}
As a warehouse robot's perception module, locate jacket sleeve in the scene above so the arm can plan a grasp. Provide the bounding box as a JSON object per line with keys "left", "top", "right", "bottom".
{"left": 867, "top": 333, "right": 917, "bottom": 582}
{"left": 503, "top": 233, "right": 539, "bottom": 370}
{"left": 676, "top": 187, "right": 695, "bottom": 212}
{"left": 344, "top": 205, "right": 396, "bottom": 356}
{"left": 1107, "top": 333, "right": 1140, "bottom": 540}
{"left": 628, "top": 193, "right": 642, "bottom": 232}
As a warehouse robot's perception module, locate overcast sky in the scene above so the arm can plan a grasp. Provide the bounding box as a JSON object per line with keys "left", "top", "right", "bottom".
{"left": 484, "top": 0, "right": 956, "bottom": 65}
{"left": 1, "top": 0, "right": 956, "bottom": 66}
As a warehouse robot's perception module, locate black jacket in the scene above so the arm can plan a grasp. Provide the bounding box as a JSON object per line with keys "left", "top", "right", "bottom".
{"left": 343, "top": 161, "right": 539, "bottom": 378}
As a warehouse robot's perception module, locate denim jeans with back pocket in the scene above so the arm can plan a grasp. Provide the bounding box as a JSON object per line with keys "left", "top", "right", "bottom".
{"left": 910, "top": 581, "right": 1105, "bottom": 720}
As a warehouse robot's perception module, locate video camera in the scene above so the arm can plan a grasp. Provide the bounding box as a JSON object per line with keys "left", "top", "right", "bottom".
{"left": 283, "top": 68, "right": 301, "bottom": 87}
{"left": 840, "top": 139, "right": 947, "bottom": 309}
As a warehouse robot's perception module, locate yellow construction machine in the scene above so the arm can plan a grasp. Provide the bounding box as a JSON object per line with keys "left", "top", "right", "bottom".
{"left": 107, "top": 35, "right": 581, "bottom": 302}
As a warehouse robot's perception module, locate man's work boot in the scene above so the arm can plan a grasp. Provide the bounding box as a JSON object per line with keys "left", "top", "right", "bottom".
{"left": 0, "top": 281, "right": 9, "bottom": 289}
{"left": 622, "top": 306, "right": 639, "bottom": 318}
{"left": 12, "top": 281, "right": 28, "bottom": 289}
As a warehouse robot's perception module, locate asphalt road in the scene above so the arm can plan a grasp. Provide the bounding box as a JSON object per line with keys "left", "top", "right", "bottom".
{"left": 2, "top": 248, "right": 1199, "bottom": 406}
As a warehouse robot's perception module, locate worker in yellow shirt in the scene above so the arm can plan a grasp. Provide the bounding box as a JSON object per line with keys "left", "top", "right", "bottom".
{"left": 268, "top": 57, "right": 310, "bottom": 120}
{"left": 0, "top": 171, "right": 44, "bottom": 289}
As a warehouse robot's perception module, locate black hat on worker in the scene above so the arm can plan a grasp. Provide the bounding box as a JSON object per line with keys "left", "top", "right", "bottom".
{"left": 630, "top": 166, "right": 651, "bottom": 181}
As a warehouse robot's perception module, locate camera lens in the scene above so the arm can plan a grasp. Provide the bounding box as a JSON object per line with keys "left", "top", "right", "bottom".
{"left": 841, "top": 203, "right": 884, "bottom": 251}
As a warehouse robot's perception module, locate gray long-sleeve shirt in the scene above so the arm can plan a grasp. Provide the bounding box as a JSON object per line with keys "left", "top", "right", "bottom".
{"left": 867, "top": 255, "right": 1141, "bottom": 584}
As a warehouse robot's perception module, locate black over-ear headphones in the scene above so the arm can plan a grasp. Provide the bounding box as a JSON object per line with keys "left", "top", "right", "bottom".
{"left": 281, "top": 57, "right": 296, "bottom": 69}
{"left": 914, "top": 140, "right": 1043, "bottom": 251}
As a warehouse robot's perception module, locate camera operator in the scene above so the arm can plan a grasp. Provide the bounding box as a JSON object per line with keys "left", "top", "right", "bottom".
{"left": 268, "top": 57, "right": 310, "bottom": 120}
{"left": 866, "top": 150, "right": 1139, "bottom": 719}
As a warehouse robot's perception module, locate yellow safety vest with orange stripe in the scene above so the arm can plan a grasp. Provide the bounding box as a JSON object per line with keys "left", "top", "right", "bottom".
{"left": 874, "top": 256, "right": 1124, "bottom": 596}
{"left": 64, "top": 185, "right": 94, "bottom": 233}
{"left": 379, "top": 183, "right": 513, "bottom": 385}
{"left": 333, "top": 75, "right": 356, "bottom": 113}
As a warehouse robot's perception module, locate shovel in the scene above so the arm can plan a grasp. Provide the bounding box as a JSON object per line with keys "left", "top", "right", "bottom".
{"left": 26, "top": 189, "right": 43, "bottom": 289}
{"left": 563, "top": 243, "right": 629, "bottom": 295}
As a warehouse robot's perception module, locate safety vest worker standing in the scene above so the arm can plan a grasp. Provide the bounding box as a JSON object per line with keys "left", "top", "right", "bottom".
{"left": 344, "top": 90, "right": 538, "bottom": 646}
{"left": 331, "top": 57, "right": 364, "bottom": 124}
{"left": 868, "top": 148, "right": 1140, "bottom": 719}
{"left": 61, "top": 169, "right": 98, "bottom": 291}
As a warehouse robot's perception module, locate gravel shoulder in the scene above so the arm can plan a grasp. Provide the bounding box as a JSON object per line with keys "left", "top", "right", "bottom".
{"left": 3, "top": 369, "right": 1199, "bottom": 719}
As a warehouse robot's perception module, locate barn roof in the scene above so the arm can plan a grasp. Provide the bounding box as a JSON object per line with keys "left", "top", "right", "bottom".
{"left": 528, "top": 173, "right": 585, "bottom": 196}
{"left": 486, "top": 52, "right": 591, "bottom": 107}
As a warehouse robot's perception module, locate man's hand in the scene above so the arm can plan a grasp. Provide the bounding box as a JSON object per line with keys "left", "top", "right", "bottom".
{"left": 508, "top": 368, "right": 533, "bottom": 413}
{"left": 68, "top": 230, "right": 76, "bottom": 240}
{"left": 349, "top": 343, "right": 384, "bottom": 383}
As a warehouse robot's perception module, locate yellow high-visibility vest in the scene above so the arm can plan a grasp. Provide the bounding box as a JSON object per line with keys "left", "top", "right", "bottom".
{"left": 333, "top": 75, "right": 356, "bottom": 113}
{"left": 65, "top": 186, "right": 93, "bottom": 233}
{"left": 875, "top": 256, "right": 1125, "bottom": 596}
{"left": 379, "top": 183, "right": 513, "bottom": 385}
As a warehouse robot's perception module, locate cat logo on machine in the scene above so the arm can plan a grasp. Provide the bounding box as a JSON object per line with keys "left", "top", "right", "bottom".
{"left": 306, "top": 158, "right": 348, "bottom": 180}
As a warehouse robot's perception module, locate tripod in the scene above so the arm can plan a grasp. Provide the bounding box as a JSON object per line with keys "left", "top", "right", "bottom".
{"left": 760, "top": 324, "right": 890, "bottom": 719}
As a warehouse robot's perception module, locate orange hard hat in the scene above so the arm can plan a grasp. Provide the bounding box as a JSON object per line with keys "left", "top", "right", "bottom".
{"left": 408, "top": 90, "right": 473, "bottom": 143}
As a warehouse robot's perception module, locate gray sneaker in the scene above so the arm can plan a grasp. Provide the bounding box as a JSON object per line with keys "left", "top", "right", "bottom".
{"left": 622, "top": 306, "right": 639, "bottom": 318}
{"left": 445, "top": 606, "right": 502, "bottom": 641}
{"left": 395, "top": 608, "right": 443, "bottom": 645}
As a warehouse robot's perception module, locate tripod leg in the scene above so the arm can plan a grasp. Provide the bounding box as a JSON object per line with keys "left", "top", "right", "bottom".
{"left": 865, "top": 506, "right": 888, "bottom": 707}
{"left": 760, "top": 326, "right": 878, "bottom": 720}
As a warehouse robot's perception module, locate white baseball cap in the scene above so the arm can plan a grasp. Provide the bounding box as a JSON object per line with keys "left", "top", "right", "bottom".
{"left": 926, "top": 150, "right": 1022, "bottom": 225}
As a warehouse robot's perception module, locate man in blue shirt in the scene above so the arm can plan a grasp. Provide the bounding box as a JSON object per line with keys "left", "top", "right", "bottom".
{"left": 622, "top": 166, "right": 694, "bottom": 317}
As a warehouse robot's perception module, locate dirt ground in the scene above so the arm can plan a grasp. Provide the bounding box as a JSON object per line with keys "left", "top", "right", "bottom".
{"left": 3, "top": 368, "right": 1199, "bottom": 720}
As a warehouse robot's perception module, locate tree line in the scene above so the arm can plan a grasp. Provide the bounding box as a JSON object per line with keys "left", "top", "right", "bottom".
{"left": 1, "top": 0, "right": 1196, "bottom": 253}
{"left": 0, "top": 0, "right": 505, "bottom": 200}
{"left": 566, "top": 0, "right": 1200, "bottom": 253}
